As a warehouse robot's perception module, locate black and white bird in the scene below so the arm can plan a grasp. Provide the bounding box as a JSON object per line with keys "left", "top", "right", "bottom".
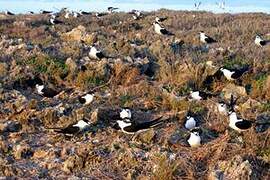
{"left": 199, "top": 31, "right": 217, "bottom": 44}
{"left": 79, "top": 10, "right": 91, "bottom": 15}
{"left": 120, "top": 108, "right": 132, "bottom": 119}
{"left": 49, "top": 119, "right": 90, "bottom": 135}
{"left": 72, "top": 11, "right": 80, "bottom": 18}
{"left": 28, "top": 11, "right": 35, "bottom": 15}
{"left": 89, "top": 45, "right": 106, "bottom": 59}
{"left": 153, "top": 22, "right": 174, "bottom": 36}
{"left": 129, "top": 10, "right": 142, "bottom": 20}
{"left": 78, "top": 93, "right": 94, "bottom": 105}
{"left": 228, "top": 111, "right": 253, "bottom": 132}
{"left": 184, "top": 116, "right": 197, "bottom": 130}
{"left": 255, "top": 34, "right": 268, "bottom": 47}
{"left": 194, "top": 2, "right": 202, "bottom": 10}
{"left": 64, "top": 11, "right": 70, "bottom": 19}
{"left": 36, "top": 84, "right": 59, "bottom": 98}
{"left": 50, "top": 15, "right": 63, "bottom": 25}
{"left": 40, "top": 10, "right": 52, "bottom": 14}
{"left": 107, "top": 7, "right": 119, "bottom": 14}
{"left": 216, "top": 1, "right": 225, "bottom": 10}
{"left": 187, "top": 128, "right": 201, "bottom": 147}
{"left": 219, "top": 66, "right": 249, "bottom": 81}
{"left": 155, "top": 16, "right": 168, "bottom": 23}
{"left": 5, "top": 11, "right": 15, "bottom": 16}
{"left": 189, "top": 90, "right": 216, "bottom": 101}
{"left": 95, "top": 12, "right": 107, "bottom": 19}
{"left": 217, "top": 102, "right": 228, "bottom": 115}
{"left": 113, "top": 116, "right": 163, "bottom": 134}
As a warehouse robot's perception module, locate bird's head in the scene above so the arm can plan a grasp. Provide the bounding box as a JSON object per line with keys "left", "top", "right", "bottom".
{"left": 255, "top": 34, "right": 261, "bottom": 39}
{"left": 199, "top": 31, "right": 205, "bottom": 35}
{"left": 35, "top": 84, "right": 44, "bottom": 92}
{"left": 190, "top": 128, "right": 202, "bottom": 135}
{"left": 219, "top": 67, "right": 225, "bottom": 72}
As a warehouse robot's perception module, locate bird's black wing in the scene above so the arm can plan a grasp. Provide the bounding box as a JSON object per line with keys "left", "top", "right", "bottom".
{"left": 51, "top": 126, "right": 80, "bottom": 134}
{"left": 205, "top": 36, "right": 217, "bottom": 43}
{"left": 53, "top": 19, "right": 63, "bottom": 24}
{"left": 235, "top": 120, "right": 252, "bottom": 130}
{"left": 7, "top": 12, "right": 15, "bottom": 15}
{"left": 160, "top": 29, "right": 174, "bottom": 36}
{"left": 96, "top": 52, "right": 106, "bottom": 59}
{"left": 42, "top": 88, "right": 59, "bottom": 98}
{"left": 199, "top": 91, "right": 216, "bottom": 100}
{"left": 81, "top": 11, "right": 91, "bottom": 15}
{"left": 78, "top": 96, "right": 86, "bottom": 104}
{"left": 231, "top": 66, "right": 249, "bottom": 79}
{"left": 159, "top": 17, "right": 168, "bottom": 22}
{"left": 124, "top": 117, "right": 163, "bottom": 133}
{"left": 42, "top": 11, "right": 52, "bottom": 14}
{"left": 260, "top": 40, "right": 267, "bottom": 46}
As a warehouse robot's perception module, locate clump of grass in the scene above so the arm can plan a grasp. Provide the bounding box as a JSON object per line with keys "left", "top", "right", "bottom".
{"left": 20, "top": 55, "right": 68, "bottom": 79}
{"left": 258, "top": 102, "right": 270, "bottom": 112}
{"left": 223, "top": 56, "right": 249, "bottom": 69}
{"left": 152, "top": 154, "right": 178, "bottom": 180}
{"left": 255, "top": 74, "right": 267, "bottom": 89}
{"left": 120, "top": 94, "right": 133, "bottom": 106}
{"left": 251, "top": 73, "right": 268, "bottom": 99}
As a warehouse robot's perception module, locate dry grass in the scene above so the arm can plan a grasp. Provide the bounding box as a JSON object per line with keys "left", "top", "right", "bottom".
{"left": 0, "top": 10, "right": 269, "bottom": 179}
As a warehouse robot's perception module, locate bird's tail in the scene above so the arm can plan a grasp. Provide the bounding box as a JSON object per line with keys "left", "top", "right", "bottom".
{"left": 239, "top": 65, "right": 250, "bottom": 74}
{"left": 46, "top": 127, "right": 65, "bottom": 133}
{"left": 140, "top": 116, "right": 165, "bottom": 129}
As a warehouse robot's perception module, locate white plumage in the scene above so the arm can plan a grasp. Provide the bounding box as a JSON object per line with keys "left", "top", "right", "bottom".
{"left": 36, "top": 84, "right": 44, "bottom": 95}
{"left": 81, "top": 94, "right": 94, "bottom": 105}
{"left": 229, "top": 112, "right": 252, "bottom": 132}
{"left": 184, "top": 116, "right": 196, "bottom": 130}
{"left": 190, "top": 91, "right": 202, "bottom": 100}
{"left": 217, "top": 103, "right": 228, "bottom": 114}
{"left": 74, "top": 120, "right": 90, "bottom": 129}
{"left": 120, "top": 109, "right": 132, "bottom": 119}
{"left": 255, "top": 35, "right": 267, "bottom": 47}
{"left": 188, "top": 131, "right": 201, "bottom": 147}
{"left": 220, "top": 68, "right": 234, "bottom": 80}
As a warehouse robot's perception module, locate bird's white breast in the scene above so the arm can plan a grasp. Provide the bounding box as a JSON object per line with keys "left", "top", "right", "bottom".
{"left": 255, "top": 37, "right": 263, "bottom": 46}
{"left": 74, "top": 120, "right": 89, "bottom": 129}
{"left": 188, "top": 133, "right": 201, "bottom": 147}
{"left": 83, "top": 94, "right": 94, "bottom": 104}
{"left": 89, "top": 47, "right": 99, "bottom": 58}
{"left": 154, "top": 24, "right": 163, "bottom": 35}
{"left": 117, "top": 120, "right": 132, "bottom": 129}
{"left": 185, "top": 117, "right": 196, "bottom": 130}
{"left": 229, "top": 113, "right": 242, "bottom": 131}
{"left": 221, "top": 69, "right": 234, "bottom": 80}
{"left": 36, "top": 85, "right": 44, "bottom": 94}
{"left": 191, "top": 91, "right": 201, "bottom": 100}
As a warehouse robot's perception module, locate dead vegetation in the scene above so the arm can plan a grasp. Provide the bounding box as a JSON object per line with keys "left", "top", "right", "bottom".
{"left": 0, "top": 9, "right": 269, "bottom": 179}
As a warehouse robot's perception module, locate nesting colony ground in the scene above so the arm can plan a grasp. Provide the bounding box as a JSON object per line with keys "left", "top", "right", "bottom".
{"left": 0, "top": 9, "right": 269, "bottom": 179}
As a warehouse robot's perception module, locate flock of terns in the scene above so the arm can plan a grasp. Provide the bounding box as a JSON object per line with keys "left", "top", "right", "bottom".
{"left": 3, "top": 6, "right": 270, "bottom": 148}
